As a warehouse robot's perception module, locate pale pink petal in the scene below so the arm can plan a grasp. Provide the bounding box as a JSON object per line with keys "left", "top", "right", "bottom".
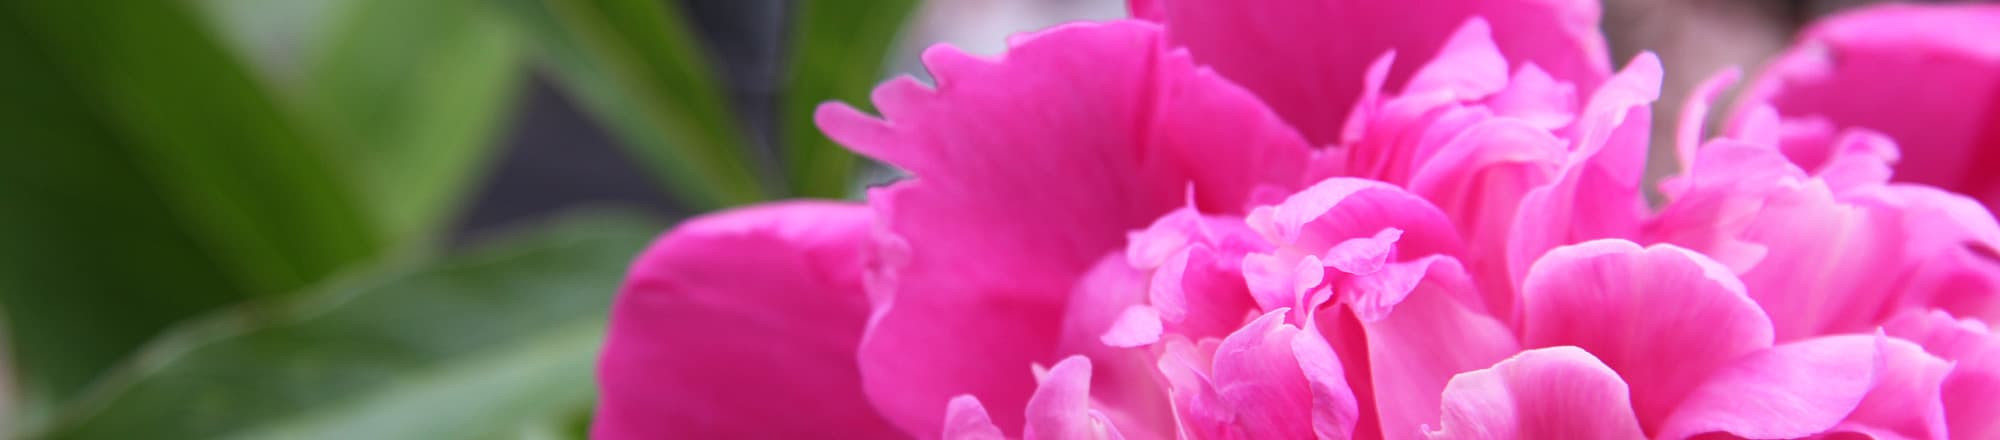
{"left": 1244, "top": 178, "right": 1465, "bottom": 318}
{"left": 1657, "top": 335, "right": 1883, "bottom": 440}
{"left": 1055, "top": 257, "right": 1175, "bottom": 438}
{"left": 1827, "top": 337, "right": 1950, "bottom": 440}
{"left": 1210, "top": 310, "right": 1319, "bottom": 438}
{"left": 595, "top": 202, "right": 901, "bottom": 439}
{"left": 1519, "top": 239, "right": 1773, "bottom": 433}
{"left": 1485, "top": 63, "right": 1579, "bottom": 131}
{"left": 1423, "top": 346, "right": 1646, "bottom": 440}
{"left": 1155, "top": 336, "right": 1233, "bottom": 439}
{"left": 1648, "top": 141, "right": 1905, "bottom": 341}
{"left": 1101, "top": 306, "right": 1164, "bottom": 348}
{"left": 818, "top": 20, "right": 1312, "bottom": 435}
{"left": 1402, "top": 18, "right": 1511, "bottom": 104}
{"left": 1885, "top": 310, "right": 2000, "bottom": 439}
{"left": 1024, "top": 356, "right": 1122, "bottom": 440}
{"left": 1674, "top": 67, "right": 1741, "bottom": 170}
{"left": 1356, "top": 260, "right": 1520, "bottom": 439}
{"left": 1507, "top": 53, "right": 1661, "bottom": 287}
{"left": 1407, "top": 118, "right": 1568, "bottom": 321}
{"left": 1843, "top": 184, "right": 2000, "bottom": 325}
{"left": 945, "top": 396, "right": 1009, "bottom": 440}
{"left": 1292, "top": 330, "right": 1361, "bottom": 440}
{"left": 1735, "top": 3, "right": 2000, "bottom": 212}
{"left": 1131, "top": 0, "right": 1610, "bottom": 145}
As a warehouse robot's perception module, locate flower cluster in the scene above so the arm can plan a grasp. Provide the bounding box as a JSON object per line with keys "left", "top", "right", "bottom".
{"left": 595, "top": 1, "right": 2000, "bottom": 439}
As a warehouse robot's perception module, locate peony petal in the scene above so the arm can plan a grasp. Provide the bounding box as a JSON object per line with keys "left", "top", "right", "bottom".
{"left": 1507, "top": 53, "right": 1660, "bottom": 287}
{"left": 1056, "top": 257, "right": 1175, "bottom": 438}
{"left": 1657, "top": 334, "right": 1883, "bottom": 440}
{"left": 944, "top": 396, "right": 1009, "bottom": 440}
{"left": 1423, "top": 346, "right": 1646, "bottom": 440}
{"left": 1673, "top": 67, "right": 1741, "bottom": 171}
{"left": 1024, "top": 356, "right": 1116, "bottom": 440}
{"left": 1210, "top": 310, "right": 1319, "bottom": 438}
{"left": 1357, "top": 260, "right": 1520, "bottom": 439}
{"left": 1735, "top": 3, "right": 2000, "bottom": 212}
{"left": 1131, "top": 0, "right": 1610, "bottom": 145}
{"left": 1827, "top": 336, "right": 1950, "bottom": 440}
{"left": 820, "top": 20, "right": 1313, "bottom": 435}
{"left": 594, "top": 202, "right": 901, "bottom": 439}
{"left": 1292, "top": 330, "right": 1361, "bottom": 440}
{"left": 1885, "top": 310, "right": 2000, "bottom": 439}
{"left": 1407, "top": 118, "right": 1567, "bottom": 321}
{"left": 1519, "top": 239, "right": 1773, "bottom": 433}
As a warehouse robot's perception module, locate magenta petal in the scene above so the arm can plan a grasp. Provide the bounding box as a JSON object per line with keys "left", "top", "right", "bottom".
{"left": 1885, "top": 310, "right": 2000, "bottom": 439}
{"left": 594, "top": 202, "right": 901, "bottom": 439}
{"left": 1425, "top": 347, "right": 1646, "bottom": 440}
{"left": 820, "top": 20, "right": 1313, "bottom": 435}
{"left": 1736, "top": 3, "right": 2000, "bottom": 212}
{"left": 1357, "top": 260, "right": 1520, "bottom": 439}
{"left": 1657, "top": 334, "right": 1883, "bottom": 440}
{"left": 1507, "top": 53, "right": 1661, "bottom": 287}
{"left": 1407, "top": 118, "right": 1567, "bottom": 321}
{"left": 1519, "top": 239, "right": 1773, "bottom": 432}
{"left": 1132, "top": 0, "right": 1610, "bottom": 145}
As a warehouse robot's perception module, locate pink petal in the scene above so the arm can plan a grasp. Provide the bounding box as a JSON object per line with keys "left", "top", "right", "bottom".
{"left": 1673, "top": 67, "right": 1741, "bottom": 170}
{"left": 1827, "top": 337, "right": 1950, "bottom": 440}
{"left": 1407, "top": 118, "right": 1568, "bottom": 322}
{"left": 1131, "top": 0, "right": 1610, "bottom": 145}
{"left": 1023, "top": 356, "right": 1123, "bottom": 440}
{"left": 1885, "top": 310, "right": 2000, "bottom": 439}
{"left": 594, "top": 202, "right": 901, "bottom": 439}
{"left": 818, "top": 20, "right": 1312, "bottom": 435}
{"left": 1355, "top": 260, "right": 1520, "bottom": 439}
{"left": 944, "top": 396, "right": 1009, "bottom": 440}
{"left": 1486, "top": 63, "right": 1580, "bottom": 130}
{"left": 1424, "top": 347, "right": 1646, "bottom": 440}
{"left": 1735, "top": 3, "right": 2000, "bottom": 212}
{"left": 1648, "top": 140, "right": 1905, "bottom": 341}
{"left": 1210, "top": 311, "right": 1320, "bottom": 438}
{"left": 1055, "top": 257, "right": 1175, "bottom": 438}
{"left": 1657, "top": 334, "right": 1883, "bottom": 440}
{"left": 1518, "top": 239, "right": 1773, "bottom": 433}
{"left": 1292, "top": 330, "right": 1362, "bottom": 440}
{"left": 1506, "top": 53, "right": 1661, "bottom": 287}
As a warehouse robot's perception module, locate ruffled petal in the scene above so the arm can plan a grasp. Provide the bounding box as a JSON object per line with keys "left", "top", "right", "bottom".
{"left": 594, "top": 202, "right": 901, "bottom": 439}
{"left": 1023, "top": 357, "right": 1125, "bottom": 440}
{"left": 1735, "top": 3, "right": 2000, "bottom": 211}
{"left": 819, "top": 20, "right": 1314, "bottom": 435}
{"left": 1407, "top": 118, "right": 1567, "bottom": 322}
{"left": 1355, "top": 259, "right": 1520, "bottom": 439}
{"left": 1518, "top": 239, "right": 1773, "bottom": 432}
{"left": 1507, "top": 53, "right": 1661, "bottom": 287}
{"left": 1657, "top": 335, "right": 1883, "bottom": 440}
{"left": 1424, "top": 346, "right": 1646, "bottom": 440}
{"left": 1885, "top": 310, "right": 2000, "bottom": 439}
{"left": 1131, "top": 0, "right": 1610, "bottom": 145}
{"left": 1209, "top": 311, "right": 1323, "bottom": 438}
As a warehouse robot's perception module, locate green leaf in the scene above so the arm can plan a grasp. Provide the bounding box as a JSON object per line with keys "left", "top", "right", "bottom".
{"left": 493, "top": 0, "right": 774, "bottom": 208}
{"left": 303, "top": 0, "right": 528, "bottom": 243}
{"left": 0, "top": 0, "right": 383, "bottom": 413}
{"left": 29, "top": 213, "right": 662, "bottom": 439}
{"left": 779, "top": 0, "right": 919, "bottom": 198}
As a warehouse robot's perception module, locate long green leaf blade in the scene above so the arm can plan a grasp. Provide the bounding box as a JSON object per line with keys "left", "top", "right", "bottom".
{"left": 305, "top": 0, "right": 528, "bottom": 244}
{"left": 493, "top": 0, "right": 774, "bottom": 208}
{"left": 780, "top": 0, "right": 919, "bottom": 198}
{"left": 0, "top": 0, "right": 383, "bottom": 413}
{"left": 32, "top": 213, "right": 660, "bottom": 439}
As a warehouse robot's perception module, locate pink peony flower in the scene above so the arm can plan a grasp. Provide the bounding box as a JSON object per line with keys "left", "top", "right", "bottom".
{"left": 594, "top": 2, "right": 2000, "bottom": 439}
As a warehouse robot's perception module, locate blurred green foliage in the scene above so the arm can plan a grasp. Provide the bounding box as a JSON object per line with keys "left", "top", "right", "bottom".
{"left": 0, "top": 0, "right": 916, "bottom": 436}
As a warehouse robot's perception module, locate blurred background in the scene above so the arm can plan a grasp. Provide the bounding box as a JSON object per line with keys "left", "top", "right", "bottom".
{"left": 0, "top": 0, "right": 1981, "bottom": 438}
